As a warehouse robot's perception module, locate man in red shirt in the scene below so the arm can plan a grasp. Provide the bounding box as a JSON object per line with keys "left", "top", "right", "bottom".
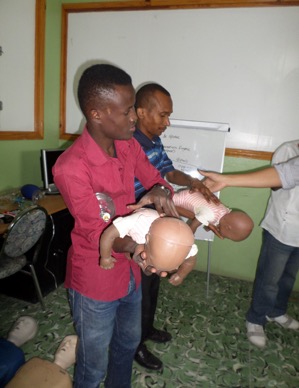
{"left": 53, "top": 64, "right": 178, "bottom": 388}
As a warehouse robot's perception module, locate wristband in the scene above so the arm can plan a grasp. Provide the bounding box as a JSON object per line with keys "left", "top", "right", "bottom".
{"left": 153, "top": 184, "right": 171, "bottom": 196}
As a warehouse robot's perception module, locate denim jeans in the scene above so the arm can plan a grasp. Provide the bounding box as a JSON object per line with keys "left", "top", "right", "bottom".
{"left": 246, "top": 230, "right": 299, "bottom": 326}
{"left": 69, "top": 271, "right": 142, "bottom": 388}
{"left": 0, "top": 338, "right": 25, "bottom": 387}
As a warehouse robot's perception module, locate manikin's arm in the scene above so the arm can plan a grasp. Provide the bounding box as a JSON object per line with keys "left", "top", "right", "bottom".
{"left": 100, "top": 225, "right": 151, "bottom": 272}
{"left": 175, "top": 205, "right": 223, "bottom": 239}
{"left": 168, "top": 255, "right": 197, "bottom": 286}
{"left": 175, "top": 206, "right": 201, "bottom": 234}
{"left": 200, "top": 167, "right": 282, "bottom": 193}
{"left": 99, "top": 224, "right": 120, "bottom": 269}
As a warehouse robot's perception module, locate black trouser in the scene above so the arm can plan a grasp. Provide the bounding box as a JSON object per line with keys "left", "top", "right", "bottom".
{"left": 140, "top": 271, "right": 160, "bottom": 343}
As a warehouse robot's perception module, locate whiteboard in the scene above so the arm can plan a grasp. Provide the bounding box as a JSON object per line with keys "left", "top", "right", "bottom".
{"left": 0, "top": 0, "right": 35, "bottom": 131}
{"left": 64, "top": 7, "right": 299, "bottom": 152}
{"left": 163, "top": 119, "right": 229, "bottom": 241}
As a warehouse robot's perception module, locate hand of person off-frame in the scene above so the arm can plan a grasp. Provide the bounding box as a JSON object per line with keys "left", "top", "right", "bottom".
{"left": 199, "top": 170, "right": 227, "bottom": 193}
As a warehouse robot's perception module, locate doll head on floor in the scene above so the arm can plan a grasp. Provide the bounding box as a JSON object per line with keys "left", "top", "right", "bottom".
{"left": 144, "top": 216, "right": 194, "bottom": 272}
{"left": 218, "top": 210, "right": 254, "bottom": 242}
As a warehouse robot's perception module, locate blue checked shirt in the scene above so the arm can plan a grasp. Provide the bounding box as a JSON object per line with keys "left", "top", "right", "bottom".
{"left": 134, "top": 128, "right": 175, "bottom": 200}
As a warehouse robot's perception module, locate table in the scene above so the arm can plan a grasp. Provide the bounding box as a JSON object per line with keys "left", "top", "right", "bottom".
{"left": 0, "top": 195, "right": 67, "bottom": 235}
{"left": 38, "top": 194, "right": 67, "bottom": 215}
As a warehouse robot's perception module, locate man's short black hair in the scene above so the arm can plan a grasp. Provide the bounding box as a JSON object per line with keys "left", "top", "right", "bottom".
{"left": 135, "top": 83, "right": 171, "bottom": 110}
{"left": 78, "top": 64, "right": 132, "bottom": 116}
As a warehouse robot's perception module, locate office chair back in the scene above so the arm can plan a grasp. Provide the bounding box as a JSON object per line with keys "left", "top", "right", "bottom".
{"left": 0, "top": 205, "right": 48, "bottom": 309}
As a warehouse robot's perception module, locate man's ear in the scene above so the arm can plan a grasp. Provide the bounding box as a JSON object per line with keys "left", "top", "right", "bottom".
{"left": 90, "top": 109, "right": 101, "bottom": 121}
{"left": 136, "top": 107, "right": 145, "bottom": 119}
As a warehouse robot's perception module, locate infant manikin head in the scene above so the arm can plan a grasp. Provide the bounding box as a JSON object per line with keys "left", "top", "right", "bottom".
{"left": 219, "top": 210, "right": 254, "bottom": 242}
{"left": 144, "top": 217, "right": 194, "bottom": 272}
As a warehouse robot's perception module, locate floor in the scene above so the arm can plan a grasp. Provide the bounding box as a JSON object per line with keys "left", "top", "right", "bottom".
{"left": 0, "top": 271, "right": 298, "bottom": 388}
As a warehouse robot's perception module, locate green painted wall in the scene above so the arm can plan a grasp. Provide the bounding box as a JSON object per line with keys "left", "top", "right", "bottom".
{"left": 196, "top": 157, "right": 272, "bottom": 284}
{"left": 0, "top": 0, "right": 298, "bottom": 291}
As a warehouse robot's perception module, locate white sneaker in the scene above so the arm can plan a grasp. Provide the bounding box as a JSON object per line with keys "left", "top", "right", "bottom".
{"left": 246, "top": 321, "right": 267, "bottom": 348}
{"left": 266, "top": 314, "right": 299, "bottom": 330}
{"left": 7, "top": 316, "right": 38, "bottom": 347}
{"left": 54, "top": 335, "right": 78, "bottom": 370}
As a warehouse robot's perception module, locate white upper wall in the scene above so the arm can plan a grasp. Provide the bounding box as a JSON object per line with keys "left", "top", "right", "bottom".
{"left": 0, "top": 0, "right": 35, "bottom": 132}
{"left": 65, "top": 7, "right": 299, "bottom": 151}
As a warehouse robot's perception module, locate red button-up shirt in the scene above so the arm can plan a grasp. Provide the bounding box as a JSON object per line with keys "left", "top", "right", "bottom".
{"left": 53, "top": 127, "right": 169, "bottom": 301}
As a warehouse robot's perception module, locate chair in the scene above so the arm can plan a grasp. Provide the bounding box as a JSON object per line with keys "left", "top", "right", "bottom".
{"left": 0, "top": 205, "right": 48, "bottom": 310}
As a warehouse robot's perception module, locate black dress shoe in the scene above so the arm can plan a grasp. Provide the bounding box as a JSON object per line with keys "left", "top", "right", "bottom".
{"left": 134, "top": 344, "right": 163, "bottom": 370}
{"left": 147, "top": 328, "right": 172, "bottom": 343}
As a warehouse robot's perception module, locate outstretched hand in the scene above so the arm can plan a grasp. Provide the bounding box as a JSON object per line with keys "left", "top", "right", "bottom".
{"left": 199, "top": 170, "right": 227, "bottom": 193}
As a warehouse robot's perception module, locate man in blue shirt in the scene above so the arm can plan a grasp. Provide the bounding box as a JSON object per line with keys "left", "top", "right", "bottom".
{"left": 133, "top": 83, "right": 217, "bottom": 370}
{"left": 134, "top": 130, "right": 174, "bottom": 200}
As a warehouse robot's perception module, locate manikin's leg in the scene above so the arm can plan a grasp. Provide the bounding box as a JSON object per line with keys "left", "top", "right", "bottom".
{"left": 54, "top": 335, "right": 78, "bottom": 370}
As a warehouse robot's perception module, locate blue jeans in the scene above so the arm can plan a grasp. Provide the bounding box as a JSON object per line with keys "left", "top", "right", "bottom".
{"left": 69, "top": 272, "right": 142, "bottom": 388}
{"left": 246, "top": 230, "right": 299, "bottom": 326}
{"left": 0, "top": 338, "right": 25, "bottom": 387}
